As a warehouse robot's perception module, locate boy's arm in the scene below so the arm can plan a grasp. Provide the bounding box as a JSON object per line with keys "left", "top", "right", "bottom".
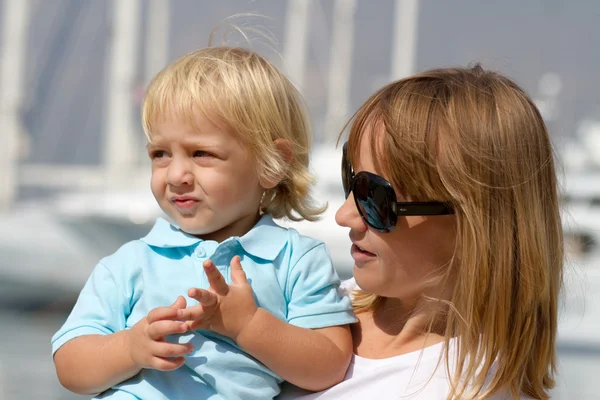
{"left": 52, "top": 260, "right": 193, "bottom": 395}
{"left": 54, "top": 330, "right": 139, "bottom": 395}
{"left": 54, "top": 296, "right": 192, "bottom": 395}
{"left": 182, "top": 256, "right": 355, "bottom": 391}
{"left": 237, "top": 311, "right": 352, "bottom": 391}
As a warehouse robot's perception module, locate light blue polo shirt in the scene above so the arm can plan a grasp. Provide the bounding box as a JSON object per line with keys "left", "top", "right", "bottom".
{"left": 51, "top": 214, "right": 357, "bottom": 400}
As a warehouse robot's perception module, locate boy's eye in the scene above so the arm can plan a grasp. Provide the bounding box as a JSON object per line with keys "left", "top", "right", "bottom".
{"left": 193, "top": 150, "right": 212, "bottom": 158}
{"left": 150, "top": 150, "right": 167, "bottom": 159}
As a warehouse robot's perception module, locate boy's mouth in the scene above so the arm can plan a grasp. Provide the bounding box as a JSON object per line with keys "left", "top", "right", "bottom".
{"left": 170, "top": 196, "right": 199, "bottom": 210}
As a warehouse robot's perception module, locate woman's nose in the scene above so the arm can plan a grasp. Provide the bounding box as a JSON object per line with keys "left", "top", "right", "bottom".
{"left": 335, "top": 193, "right": 367, "bottom": 231}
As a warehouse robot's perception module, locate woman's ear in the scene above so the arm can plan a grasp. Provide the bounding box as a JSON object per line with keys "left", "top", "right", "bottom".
{"left": 260, "top": 139, "right": 294, "bottom": 189}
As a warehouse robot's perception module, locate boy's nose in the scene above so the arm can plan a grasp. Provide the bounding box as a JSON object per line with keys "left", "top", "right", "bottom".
{"left": 166, "top": 158, "right": 193, "bottom": 186}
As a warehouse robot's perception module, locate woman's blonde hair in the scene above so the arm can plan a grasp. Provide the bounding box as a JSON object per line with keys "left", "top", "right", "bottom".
{"left": 345, "top": 65, "right": 563, "bottom": 400}
{"left": 142, "top": 46, "right": 324, "bottom": 221}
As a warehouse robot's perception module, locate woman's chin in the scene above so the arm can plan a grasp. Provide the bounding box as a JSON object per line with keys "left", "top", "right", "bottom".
{"left": 352, "top": 268, "right": 381, "bottom": 293}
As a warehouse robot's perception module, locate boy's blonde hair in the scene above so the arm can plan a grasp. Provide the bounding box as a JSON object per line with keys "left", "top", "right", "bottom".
{"left": 142, "top": 46, "right": 324, "bottom": 221}
{"left": 346, "top": 65, "right": 563, "bottom": 400}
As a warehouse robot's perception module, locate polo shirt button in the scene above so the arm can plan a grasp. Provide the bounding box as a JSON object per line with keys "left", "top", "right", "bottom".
{"left": 196, "top": 248, "right": 206, "bottom": 257}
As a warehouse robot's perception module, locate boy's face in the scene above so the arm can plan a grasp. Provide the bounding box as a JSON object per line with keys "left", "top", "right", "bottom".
{"left": 147, "top": 113, "right": 264, "bottom": 242}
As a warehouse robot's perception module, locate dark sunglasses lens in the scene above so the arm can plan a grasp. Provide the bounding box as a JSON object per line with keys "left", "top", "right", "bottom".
{"left": 341, "top": 145, "right": 351, "bottom": 198}
{"left": 353, "top": 174, "right": 390, "bottom": 231}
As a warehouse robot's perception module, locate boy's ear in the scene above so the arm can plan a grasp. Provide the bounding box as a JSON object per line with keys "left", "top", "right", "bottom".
{"left": 260, "top": 139, "right": 294, "bottom": 189}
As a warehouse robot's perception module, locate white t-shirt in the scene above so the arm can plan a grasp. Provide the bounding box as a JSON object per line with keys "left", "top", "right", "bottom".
{"left": 278, "top": 279, "right": 520, "bottom": 400}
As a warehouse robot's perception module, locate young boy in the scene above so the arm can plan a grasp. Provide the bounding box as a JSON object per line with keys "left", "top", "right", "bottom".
{"left": 51, "top": 46, "right": 356, "bottom": 399}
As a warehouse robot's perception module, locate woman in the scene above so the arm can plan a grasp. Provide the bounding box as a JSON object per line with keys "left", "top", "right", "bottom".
{"left": 280, "top": 65, "right": 562, "bottom": 399}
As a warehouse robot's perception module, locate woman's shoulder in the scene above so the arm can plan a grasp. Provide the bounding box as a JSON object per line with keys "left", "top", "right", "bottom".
{"left": 280, "top": 335, "right": 533, "bottom": 400}
{"left": 279, "top": 340, "right": 451, "bottom": 399}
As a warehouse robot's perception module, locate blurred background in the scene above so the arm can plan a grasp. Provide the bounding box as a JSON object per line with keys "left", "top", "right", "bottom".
{"left": 0, "top": 0, "right": 599, "bottom": 398}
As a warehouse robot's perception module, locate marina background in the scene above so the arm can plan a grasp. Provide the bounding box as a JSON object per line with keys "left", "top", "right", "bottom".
{"left": 1, "top": 1, "right": 599, "bottom": 398}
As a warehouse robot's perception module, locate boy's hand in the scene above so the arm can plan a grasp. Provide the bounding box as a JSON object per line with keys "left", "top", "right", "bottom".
{"left": 181, "top": 256, "right": 258, "bottom": 341}
{"left": 126, "top": 296, "right": 194, "bottom": 371}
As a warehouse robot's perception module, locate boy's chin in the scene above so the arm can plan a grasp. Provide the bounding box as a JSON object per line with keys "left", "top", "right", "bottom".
{"left": 174, "top": 218, "right": 209, "bottom": 234}
{"left": 174, "top": 217, "right": 225, "bottom": 236}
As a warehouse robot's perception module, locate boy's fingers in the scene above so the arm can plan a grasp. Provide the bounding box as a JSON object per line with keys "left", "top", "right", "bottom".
{"left": 230, "top": 256, "right": 248, "bottom": 285}
{"left": 147, "top": 305, "right": 181, "bottom": 324}
{"left": 186, "top": 319, "right": 206, "bottom": 331}
{"left": 177, "top": 303, "right": 207, "bottom": 322}
{"left": 172, "top": 295, "right": 187, "bottom": 309}
{"left": 188, "top": 288, "right": 217, "bottom": 307}
{"left": 147, "top": 296, "right": 188, "bottom": 324}
{"left": 203, "top": 260, "right": 229, "bottom": 294}
{"left": 152, "top": 355, "right": 187, "bottom": 371}
{"left": 151, "top": 341, "right": 194, "bottom": 360}
{"left": 147, "top": 320, "right": 188, "bottom": 340}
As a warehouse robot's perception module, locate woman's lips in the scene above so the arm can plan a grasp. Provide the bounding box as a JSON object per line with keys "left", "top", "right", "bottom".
{"left": 351, "top": 244, "right": 376, "bottom": 263}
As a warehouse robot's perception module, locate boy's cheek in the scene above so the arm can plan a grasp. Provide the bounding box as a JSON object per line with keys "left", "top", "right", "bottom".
{"left": 150, "top": 177, "right": 167, "bottom": 202}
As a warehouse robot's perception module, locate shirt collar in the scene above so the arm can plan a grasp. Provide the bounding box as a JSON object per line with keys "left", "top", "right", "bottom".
{"left": 140, "top": 214, "right": 288, "bottom": 261}
{"left": 140, "top": 217, "right": 202, "bottom": 248}
{"left": 237, "top": 214, "right": 288, "bottom": 260}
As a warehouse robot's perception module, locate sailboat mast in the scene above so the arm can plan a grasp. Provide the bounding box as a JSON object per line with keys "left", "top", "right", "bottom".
{"left": 104, "top": 0, "right": 142, "bottom": 187}
{"left": 325, "top": 0, "right": 357, "bottom": 143}
{"left": 0, "top": 0, "right": 31, "bottom": 210}
{"left": 283, "top": 0, "right": 312, "bottom": 94}
{"left": 390, "top": 0, "right": 420, "bottom": 81}
{"left": 145, "top": 0, "right": 170, "bottom": 87}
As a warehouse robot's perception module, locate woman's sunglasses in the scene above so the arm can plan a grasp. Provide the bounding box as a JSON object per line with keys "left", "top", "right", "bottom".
{"left": 342, "top": 142, "right": 454, "bottom": 232}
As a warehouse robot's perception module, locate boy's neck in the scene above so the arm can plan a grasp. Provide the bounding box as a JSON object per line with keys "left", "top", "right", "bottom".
{"left": 191, "top": 212, "right": 262, "bottom": 243}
